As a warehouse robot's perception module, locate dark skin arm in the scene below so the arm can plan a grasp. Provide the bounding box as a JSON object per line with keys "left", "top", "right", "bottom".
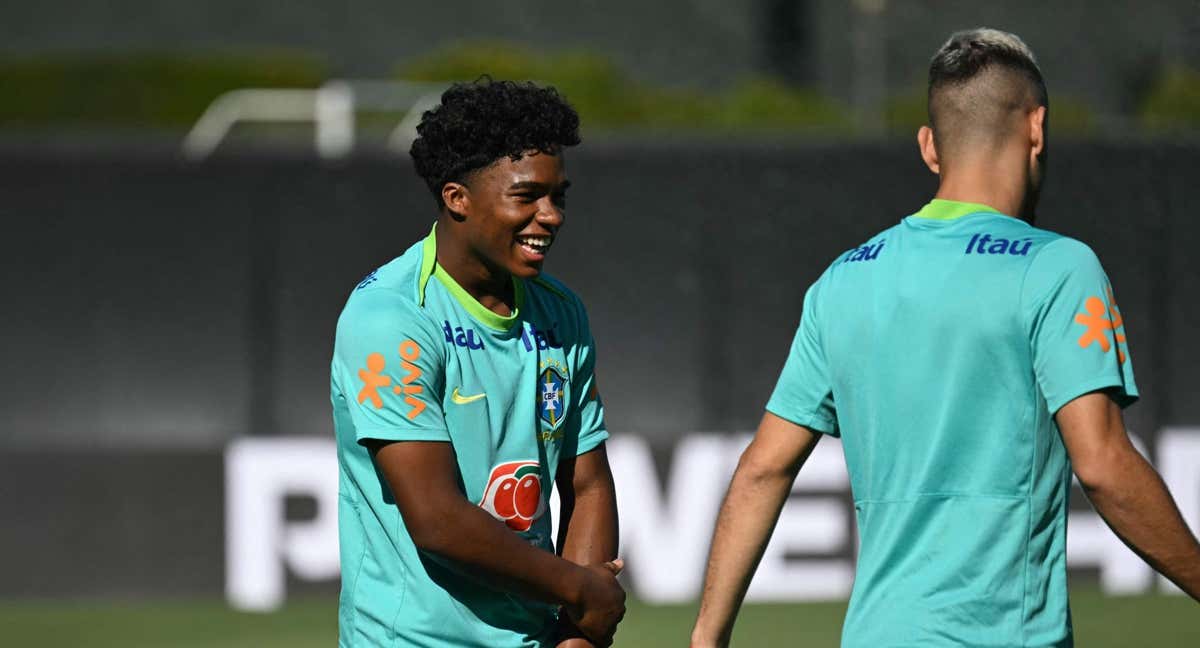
{"left": 553, "top": 443, "right": 622, "bottom": 648}
{"left": 1057, "top": 391, "right": 1200, "bottom": 600}
{"left": 370, "top": 440, "right": 626, "bottom": 644}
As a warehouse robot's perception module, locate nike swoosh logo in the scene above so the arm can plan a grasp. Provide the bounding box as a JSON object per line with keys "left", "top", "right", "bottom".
{"left": 451, "top": 387, "right": 486, "bottom": 405}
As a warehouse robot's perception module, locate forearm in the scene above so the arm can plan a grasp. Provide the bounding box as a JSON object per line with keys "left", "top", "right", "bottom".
{"left": 559, "top": 479, "right": 619, "bottom": 566}
{"left": 555, "top": 450, "right": 621, "bottom": 647}
{"left": 691, "top": 457, "right": 796, "bottom": 647}
{"left": 1082, "top": 448, "right": 1200, "bottom": 600}
{"left": 417, "top": 497, "right": 591, "bottom": 607}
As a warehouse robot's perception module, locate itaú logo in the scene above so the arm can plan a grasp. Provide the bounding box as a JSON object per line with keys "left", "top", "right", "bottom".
{"left": 479, "top": 461, "right": 546, "bottom": 532}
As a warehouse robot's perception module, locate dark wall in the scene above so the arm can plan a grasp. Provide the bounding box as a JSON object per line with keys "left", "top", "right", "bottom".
{"left": 3, "top": 143, "right": 1196, "bottom": 449}
{"left": 0, "top": 449, "right": 224, "bottom": 597}
{"left": 1, "top": 142, "right": 1198, "bottom": 597}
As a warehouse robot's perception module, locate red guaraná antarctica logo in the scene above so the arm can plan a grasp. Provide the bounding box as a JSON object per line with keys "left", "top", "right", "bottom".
{"left": 479, "top": 461, "right": 546, "bottom": 532}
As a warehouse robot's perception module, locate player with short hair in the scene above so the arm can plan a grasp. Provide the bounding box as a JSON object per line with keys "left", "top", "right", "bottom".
{"left": 332, "top": 79, "right": 624, "bottom": 647}
{"left": 691, "top": 28, "right": 1200, "bottom": 647}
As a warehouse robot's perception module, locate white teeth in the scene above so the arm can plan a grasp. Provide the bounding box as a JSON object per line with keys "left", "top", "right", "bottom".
{"left": 517, "top": 236, "right": 551, "bottom": 251}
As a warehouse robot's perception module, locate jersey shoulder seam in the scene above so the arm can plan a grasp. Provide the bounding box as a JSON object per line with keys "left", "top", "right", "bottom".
{"left": 529, "top": 273, "right": 589, "bottom": 329}
{"left": 1015, "top": 232, "right": 1078, "bottom": 324}
{"left": 349, "top": 285, "right": 443, "bottom": 327}
{"left": 344, "top": 284, "right": 453, "bottom": 371}
{"left": 530, "top": 273, "right": 573, "bottom": 301}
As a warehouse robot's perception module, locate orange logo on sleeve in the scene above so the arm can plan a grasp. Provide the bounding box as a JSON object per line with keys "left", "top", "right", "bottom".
{"left": 1074, "top": 286, "right": 1128, "bottom": 364}
{"left": 357, "top": 353, "right": 391, "bottom": 408}
{"left": 355, "top": 340, "right": 429, "bottom": 418}
{"left": 395, "top": 340, "right": 426, "bottom": 419}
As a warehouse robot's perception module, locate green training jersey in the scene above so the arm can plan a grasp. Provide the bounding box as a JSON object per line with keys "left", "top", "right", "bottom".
{"left": 331, "top": 225, "right": 608, "bottom": 647}
{"left": 767, "top": 199, "right": 1137, "bottom": 647}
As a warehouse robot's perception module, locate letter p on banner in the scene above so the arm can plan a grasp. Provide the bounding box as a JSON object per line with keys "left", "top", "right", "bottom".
{"left": 225, "top": 438, "right": 340, "bottom": 611}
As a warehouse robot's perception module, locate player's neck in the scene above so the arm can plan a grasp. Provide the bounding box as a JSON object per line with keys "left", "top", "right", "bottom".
{"left": 934, "top": 164, "right": 1027, "bottom": 220}
{"left": 434, "top": 235, "right": 516, "bottom": 316}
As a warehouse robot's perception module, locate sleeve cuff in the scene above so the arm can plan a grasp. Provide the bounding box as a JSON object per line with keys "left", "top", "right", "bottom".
{"left": 764, "top": 405, "right": 839, "bottom": 437}
{"left": 1045, "top": 376, "right": 1139, "bottom": 415}
{"left": 355, "top": 425, "right": 451, "bottom": 444}
{"left": 575, "top": 428, "right": 609, "bottom": 456}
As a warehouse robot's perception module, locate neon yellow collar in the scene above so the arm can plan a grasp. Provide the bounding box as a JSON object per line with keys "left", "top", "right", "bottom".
{"left": 912, "top": 199, "right": 1004, "bottom": 220}
{"left": 418, "top": 223, "right": 523, "bottom": 331}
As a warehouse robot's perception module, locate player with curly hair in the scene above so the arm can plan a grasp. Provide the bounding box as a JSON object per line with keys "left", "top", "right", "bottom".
{"left": 332, "top": 79, "right": 625, "bottom": 647}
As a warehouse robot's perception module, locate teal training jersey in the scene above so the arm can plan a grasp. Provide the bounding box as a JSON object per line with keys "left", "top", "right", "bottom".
{"left": 331, "top": 225, "right": 608, "bottom": 647}
{"left": 767, "top": 199, "right": 1137, "bottom": 648}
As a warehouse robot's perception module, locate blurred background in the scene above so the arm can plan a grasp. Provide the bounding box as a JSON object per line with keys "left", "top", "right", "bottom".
{"left": 1, "top": 1, "right": 1198, "bottom": 646}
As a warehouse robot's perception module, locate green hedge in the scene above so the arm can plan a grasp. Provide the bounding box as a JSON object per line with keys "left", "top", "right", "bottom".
{"left": 0, "top": 52, "right": 326, "bottom": 128}
{"left": 10, "top": 44, "right": 1182, "bottom": 137}
{"left": 399, "top": 42, "right": 850, "bottom": 132}
{"left": 1140, "top": 66, "right": 1200, "bottom": 132}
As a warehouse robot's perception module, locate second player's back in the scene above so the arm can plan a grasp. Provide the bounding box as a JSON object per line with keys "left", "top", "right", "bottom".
{"left": 815, "top": 203, "right": 1065, "bottom": 500}
{"left": 810, "top": 201, "right": 1093, "bottom": 644}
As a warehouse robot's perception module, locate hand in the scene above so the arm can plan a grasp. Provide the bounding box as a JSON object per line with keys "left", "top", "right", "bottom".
{"left": 564, "top": 559, "right": 626, "bottom": 647}
{"left": 553, "top": 617, "right": 593, "bottom": 648}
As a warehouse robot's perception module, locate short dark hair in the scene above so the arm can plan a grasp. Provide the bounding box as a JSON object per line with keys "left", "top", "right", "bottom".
{"left": 409, "top": 78, "right": 581, "bottom": 204}
{"left": 929, "top": 28, "right": 1047, "bottom": 110}
{"left": 927, "top": 29, "right": 1047, "bottom": 158}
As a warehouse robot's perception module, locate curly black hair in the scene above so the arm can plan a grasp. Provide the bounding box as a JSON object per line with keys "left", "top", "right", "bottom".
{"left": 409, "top": 78, "right": 581, "bottom": 204}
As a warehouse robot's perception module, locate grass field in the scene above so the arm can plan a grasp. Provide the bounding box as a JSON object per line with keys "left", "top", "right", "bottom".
{"left": 5, "top": 588, "right": 1197, "bottom": 647}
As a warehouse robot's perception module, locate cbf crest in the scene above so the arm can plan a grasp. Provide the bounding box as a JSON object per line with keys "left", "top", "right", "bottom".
{"left": 538, "top": 358, "right": 570, "bottom": 431}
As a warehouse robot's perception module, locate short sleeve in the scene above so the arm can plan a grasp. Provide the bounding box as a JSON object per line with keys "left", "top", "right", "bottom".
{"left": 564, "top": 297, "right": 609, "bottom": 457}
{"left": 332, "top": 289, "right": 449, "bottom": 443}
{"left": 1021, "top": 238, "right": 1138, "bottom": 414}
{"left": 765, "top": 283, "right": 839, "bottom": 436}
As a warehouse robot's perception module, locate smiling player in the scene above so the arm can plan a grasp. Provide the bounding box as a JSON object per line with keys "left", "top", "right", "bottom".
{"left": 332, "top": 79, "right": 624, "bottom": 647}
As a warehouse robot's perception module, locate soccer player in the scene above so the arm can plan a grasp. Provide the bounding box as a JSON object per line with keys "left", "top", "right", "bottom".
{"left": 331, "top": 80, "right": 624, "bottom": 647}
{"left": 691, "top": 28, "right": 1200, "bottom": 647}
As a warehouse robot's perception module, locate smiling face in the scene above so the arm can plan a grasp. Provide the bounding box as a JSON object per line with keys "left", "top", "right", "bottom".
{"left": 441, "top": 150, "right": 569, "bottom": 282}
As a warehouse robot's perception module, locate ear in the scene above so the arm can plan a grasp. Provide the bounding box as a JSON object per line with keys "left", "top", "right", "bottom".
{"left": 1028, "top": 105, "right": 1046, "bottom": 159}
{"left": 441, "top": 182, "right": 470, "bottom": 221}
{"left": 918, "top": 125, "right": 940, "bottom": 175}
